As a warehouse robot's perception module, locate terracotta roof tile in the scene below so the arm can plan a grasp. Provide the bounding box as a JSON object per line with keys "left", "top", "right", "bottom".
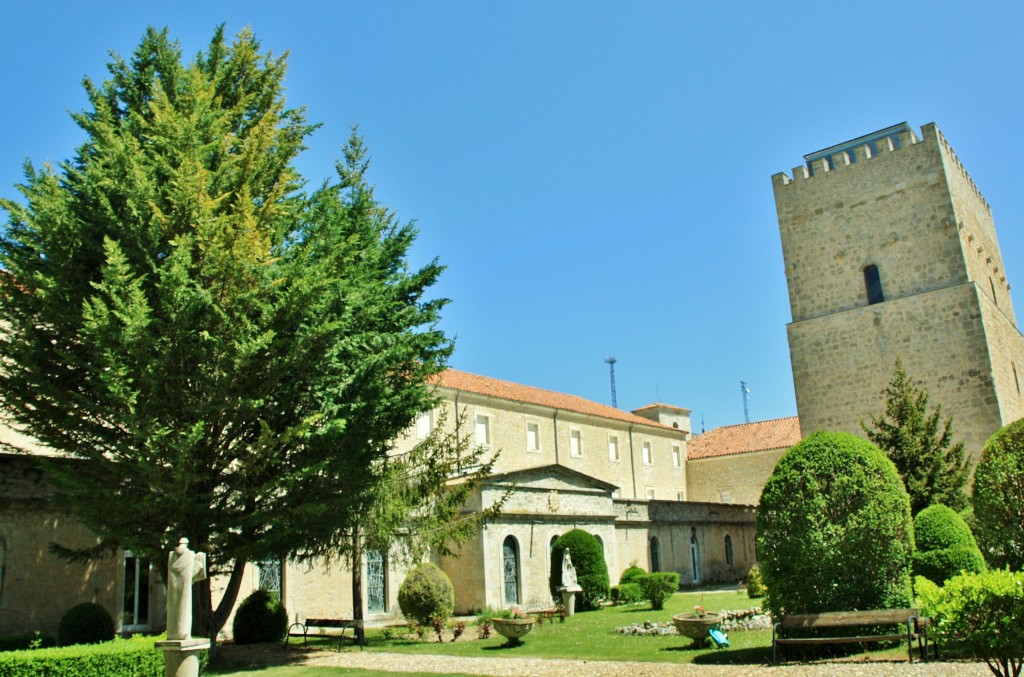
{"left": 688, "top": 416, "right": 801, "bottom": 459}
{"left": 433, "top": 369, "right": 678, "bottom": 431}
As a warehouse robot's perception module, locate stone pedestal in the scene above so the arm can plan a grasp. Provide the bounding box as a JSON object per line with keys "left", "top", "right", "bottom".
{"left": 155, "top": 638, "right": 210, "bottom": 677}
{"left": 559, "top": 585, "right": 582, "bottom": 616}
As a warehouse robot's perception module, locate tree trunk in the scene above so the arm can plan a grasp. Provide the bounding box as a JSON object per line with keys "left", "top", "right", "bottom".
{"left": 194, "top": 557, "right": 247, "bottom": 656}
{"left": 351, "top": 527, "right": 365, "bottom": 646}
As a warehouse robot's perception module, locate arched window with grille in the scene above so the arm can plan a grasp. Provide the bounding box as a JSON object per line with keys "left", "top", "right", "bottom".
{"left": 366, "top": 550, "right": 387, "bottom": 613}
{"left": 724, "top": 535, "right": 734, "bottom": 567}
{"left": 503, "top": 536, "right": 520, "bottom": 605}
{"left": 690, "top": 528, "right": 702, "bottom": 583}
{"left": 649, "top": 536, "right": 661, "bottom": 573}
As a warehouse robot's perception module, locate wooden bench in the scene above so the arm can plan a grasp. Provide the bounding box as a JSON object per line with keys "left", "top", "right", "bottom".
{"left": 531, "top": 608, "right": 558, "bottom": 623}
{"left": 772, "top": 608, "right": 932, "bottom": 665}
{"left": 284, "top": 618, "right": 354, "bottom": 650}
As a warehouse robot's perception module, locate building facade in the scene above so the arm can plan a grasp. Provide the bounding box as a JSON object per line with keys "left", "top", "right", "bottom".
{"left": 774, "top": 122, "right": 1024, "bottom": 460}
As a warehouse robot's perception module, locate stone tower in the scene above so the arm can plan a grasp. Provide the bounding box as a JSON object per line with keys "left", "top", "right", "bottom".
{"left": 773, "top": 122, "right": 1024, "bottom": 460}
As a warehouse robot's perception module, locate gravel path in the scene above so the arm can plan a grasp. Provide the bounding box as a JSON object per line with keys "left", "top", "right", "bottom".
{"left": 231, "top": 647, "right": 992, "bottom": 677}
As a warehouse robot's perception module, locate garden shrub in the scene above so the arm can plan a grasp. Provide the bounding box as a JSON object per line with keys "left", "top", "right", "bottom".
{"left": 745, "top": 563, "right": 766, "bottom": 598}
{"left": 232, "top": 588, "right": 288, "bottom": 644}
{"left": 610, "top": 583, "right": 643, "bottom": 605}
{"left": 398, "top": 562, "right": 454, "bottom": 627}
{"left": 917, "top": 570, "right": 1024, "bottom": 677}
{"left": 619, "top": 564, "right": 647, "bottom": 585}
{"left": 0, "top": 634, "right": 175, "bottom": 677}
{"left": 972, "top": 418, "right": 1024, "bottom": 571}
{"left": 57, "top": 603, "right": 114, "bottom": 646}
{"left": 638, "top": 572, "right": 679, "bottom": 610}
{"left": 756, "top": 431, "right": 914, "bottom": 617}
{"left": 0, "top": 632, "right": 55, "bottom": 652}
{"left": 549, "top": 529, "right": 610, "bottom": 611}
{"left": 912, "top": 504, "right": 985, "bottom": 584}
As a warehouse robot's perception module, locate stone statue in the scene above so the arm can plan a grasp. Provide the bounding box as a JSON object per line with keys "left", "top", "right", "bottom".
{"left": 166, "top": 538, "right": 207, "bottom": 641}
{"left": 561, "top": 549, "right": 578, "bottom": 588}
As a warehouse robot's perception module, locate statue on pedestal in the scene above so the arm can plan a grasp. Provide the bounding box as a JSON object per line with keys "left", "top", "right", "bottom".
{"left": 166, "top": 538, "right": 207, "bottom": 641}
{"left": 561, "top": 549, "right": 579, "bottom": 588}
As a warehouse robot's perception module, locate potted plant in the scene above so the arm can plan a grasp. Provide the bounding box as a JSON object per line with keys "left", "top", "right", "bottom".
{"left": 491, "top": 607, "right": 535, "bottom": 644}
{"left": 672, "top": 605, "right": 722, "bottom": 647}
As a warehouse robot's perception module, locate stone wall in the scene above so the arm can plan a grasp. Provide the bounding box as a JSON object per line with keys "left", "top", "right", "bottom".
{"left": 686, "top": 448, "right": 786, "bottom": 506}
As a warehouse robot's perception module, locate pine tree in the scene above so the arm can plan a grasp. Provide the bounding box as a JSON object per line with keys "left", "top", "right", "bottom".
{"left": 0, "top": 27, "right": 454, "bottom": 641}
{"left": 862, "top": 359, "right": 971, "bottom": 514}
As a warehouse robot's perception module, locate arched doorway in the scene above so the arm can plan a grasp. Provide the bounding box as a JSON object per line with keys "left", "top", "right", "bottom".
{"left": 503, "top": 536, "right": 520, "bottom": 605}
{"left": 690, "top": 528, "right": 702, "bottom": 583}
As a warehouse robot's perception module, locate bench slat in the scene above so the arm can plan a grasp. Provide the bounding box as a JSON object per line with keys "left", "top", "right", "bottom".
{"left": 782, "top": 608, "right": 917, "bottom": 628}
{"left": 775, "top": 633, "right": 907, "bottom": 645}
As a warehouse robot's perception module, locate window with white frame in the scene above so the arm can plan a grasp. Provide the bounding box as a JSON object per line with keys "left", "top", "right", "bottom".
{"left": 569, "top": 430, "right": 582, "bottom": 457}
{"left": 676, "top": 490, "right": 685, "bottom": 501}
{"left": 475, "top": 414, "right": 491, "bottom": 447}
{"left": 645, "top": 487, "right": 655, "bottom": 500}
{"left": 642, "top": 441, "right": 653, "bottom": 465}
{"left": 415, "top": 412, "right": 432, "bottom": 440}
{"left": 526, "top": 422, "right": 540, "bottom": 452}
{"left": 672, "top": 444, "right": 681, "bottom": 468}
{"left": 719, "top": 490, "right": 733, "bottom": 503}
{"left": 608, "top": 435, "right": 620, "bottom": 461}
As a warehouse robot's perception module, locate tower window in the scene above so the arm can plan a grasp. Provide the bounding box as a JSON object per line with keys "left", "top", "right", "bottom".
{"left": 864, "top": 265, "right": 884, "bottom": 304}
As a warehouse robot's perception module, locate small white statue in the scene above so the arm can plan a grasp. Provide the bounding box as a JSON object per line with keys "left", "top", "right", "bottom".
{"left": 562, "top": 549, "right": 578, "bottom": 588}
{"left": 166, "top": 538, "right": 207, "bottom": 641}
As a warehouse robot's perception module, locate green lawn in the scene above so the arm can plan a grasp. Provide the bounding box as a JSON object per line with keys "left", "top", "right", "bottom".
{"left": 212, "top": 589, "right": 925, "bottom": 675}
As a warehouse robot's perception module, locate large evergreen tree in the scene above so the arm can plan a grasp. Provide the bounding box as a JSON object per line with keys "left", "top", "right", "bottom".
{"left": 0, "top": 27, "right": 453, "bottom": 640}
{"left": 863, "top": 359, "right": 971, "bottom": 514}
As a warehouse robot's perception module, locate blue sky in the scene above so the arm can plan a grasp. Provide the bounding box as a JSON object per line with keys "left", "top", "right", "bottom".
{"left": 3, "top": 2, "right": 1022, "bottom": 432}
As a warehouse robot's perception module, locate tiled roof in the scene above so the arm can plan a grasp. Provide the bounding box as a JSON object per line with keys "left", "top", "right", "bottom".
{"left": 687, "top": 416, "right": 801, "bottom": 459}
{"left": 433, "top": 369, "right": 679, "bottom": 431}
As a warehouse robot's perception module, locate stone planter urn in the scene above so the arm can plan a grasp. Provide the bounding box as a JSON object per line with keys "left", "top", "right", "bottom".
{"left": 672, "top": 612, "right": 722, "bottom": 647}
{"left": 492, "top": 618, "right": 535, "bottom": 644}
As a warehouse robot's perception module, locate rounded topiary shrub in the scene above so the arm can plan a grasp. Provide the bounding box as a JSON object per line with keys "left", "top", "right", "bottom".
{"left": 549, "top": 529, "right": 609, "bottom": 611}
{"left": 233, "top": 589, "right": 288, "bottom": 644}
{"left": 58, "top": 602, "right": 115, "bottom": 646}
{"left": 756, "top": 431, "right": 914, "bottom": 617}
{"left": 619, "top": 564, "right": 647, "bottom": 585}
{"left": 972, "top": 418, "right": 1024, "bottom": 571}
{"left": 638, "top": 572, "right": 679, "bottom": 610}
{"left": 397, "top": 562, "right": 454, "bottom": 627}
{"left": 913, "top": 504, "right": 985, "bottom": 584}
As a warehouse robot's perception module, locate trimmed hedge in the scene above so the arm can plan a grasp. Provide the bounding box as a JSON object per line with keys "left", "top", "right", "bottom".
{"left": 756, "top": 431, "right": 914, "bottom": 617}
{"left": 549, "top": 529, "right": 610, "bottom": 612}
{"left": 0, "top": 634, "right": 183, "bottom": 677}
{"left": 610, "top": 583, "right": 643, "bottom": 605}
{"left": 398, "top": 562, "right": 454, "bottom": 627}
{"left": 619, "top": 565, "right": 647, "bottom": 585}
{"left": 745, "top": 563, "right": 766, "bottom": 599}
{"left": 912, "top": 504, "right": 985, "bottom": 584}
{"left": 233, "top": 588, "right": 288, "bottom": 644}
{"left": 638, "top": 572, "right": 679, "bottom": 610}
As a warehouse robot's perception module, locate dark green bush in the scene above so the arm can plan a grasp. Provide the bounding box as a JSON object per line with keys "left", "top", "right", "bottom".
{"left": 549, "top": 529, "right": 610, "bottom": 611}
{"left": 638, "top": 572, "right": 679, "bottom": 610}
{"left": 619, "top": 564, "right": 647, "bottom": 585}
{"left": 973, "top": 418, "right": 1024, "bottom": 570}
{"left": 398, "top": 563, "right": 454, "bottom": 627}
{"left": 756, "top": 431, "right": 914, "bottom": 617}
{"left": 0, "top": 632, "right": 55, "bottom": 652}
{"left": 912, "top": 504, "right": 985, "bottom": 584}
{"left": 917, "top": 570, "right": 1024, "bottom": 677}
{"left": 58, "top": 603, "right": 114, "bottom": 646}
{"left": 232, "top": 589, "right": 288, "bottom": 645}
{"left": 745, "top": 563, "right": 766, "bottom": 599}
{"left": 0, "top": 634, "right": 173, "bottom": 677}
{"left": 610, "top": 583, "right": 643, "bottom": 605}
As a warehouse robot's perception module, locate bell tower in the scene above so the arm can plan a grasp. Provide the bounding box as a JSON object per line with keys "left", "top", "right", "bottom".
{"left": 773, "top": 122, "right": 1024, "bottom": 459}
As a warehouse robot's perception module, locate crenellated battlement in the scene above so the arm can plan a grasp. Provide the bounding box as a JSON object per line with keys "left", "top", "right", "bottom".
{"left": 771, "top": 123, "right": 991, "bottom": 214}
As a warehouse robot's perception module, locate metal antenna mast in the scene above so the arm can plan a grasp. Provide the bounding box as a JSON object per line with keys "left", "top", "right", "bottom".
{"left": 740, "top": 380, "right": 750, "bottom": 423}
{"left": 605, "top": 357, "right": 618, "bottom": 408}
